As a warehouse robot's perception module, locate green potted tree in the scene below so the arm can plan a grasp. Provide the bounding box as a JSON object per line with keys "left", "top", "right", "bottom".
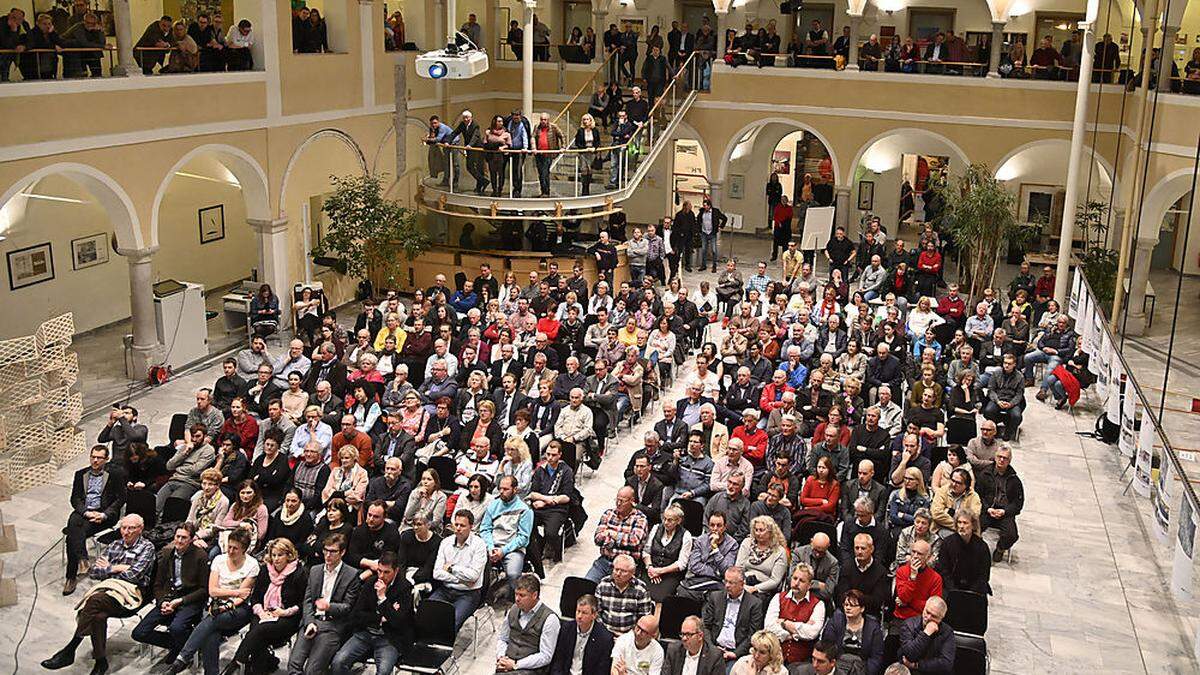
{"left": 311, "top": 173, "right": 431, "bottom": 290}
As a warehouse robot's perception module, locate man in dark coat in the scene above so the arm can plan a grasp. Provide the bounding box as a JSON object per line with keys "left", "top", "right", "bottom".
{"left": 63, "top": 445, "right": 126, "bottom": 595}
{"left": 550, "top": 594, "right": 614, "bottom": 675}
{"left": 329, "top": 551, "right": 415, "bottom": 675}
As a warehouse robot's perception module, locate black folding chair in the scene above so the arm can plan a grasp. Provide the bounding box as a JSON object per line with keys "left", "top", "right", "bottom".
{"left": 559, "top": 576, "right": 598, "bottom": 617}
{"left": 168, "top": 413, "right": 188, "bottom": 443}
{"left": 676, "top": 498, "right": 705, "bottom": 537}
{"left": 125, "top": 488, "right": 159, "bottom": 530}
{"left": 396, "top": 599, "right": 457, "bottom": 674}
{"left": 795, "top": 519, "right": 838, "bottom": 551}
{"left": 953, "top": 632, "right": 989, "bottom": 675}
{"left": 945, "top": 589, "right": 989, "bottom": 636}
{"left": 659, "top": 595, "right": 703, "bottom": 640}
{"left": 946, "top": 415, "right": 977, "bottom": 446}
{"left": 160, "top": 496, "right": 192, "bottom": 525}
{"left": 427, "top": 456, "right": 457, "bottom": 492}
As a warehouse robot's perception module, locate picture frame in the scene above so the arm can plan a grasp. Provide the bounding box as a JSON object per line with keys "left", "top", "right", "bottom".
{"left": 7, "top": 242, "right": 55, "bottom": 290}
{"left": 857, "top": 180, "right": 875, "bottom": 210}
{"left": 729, "top": 174, "right": 745, "bottom": 200}
{"left": 199, "top": 204, "right": 225, "bottom": 244}
{"left": 70, "top": 232, "right": 110, "bottom": 270}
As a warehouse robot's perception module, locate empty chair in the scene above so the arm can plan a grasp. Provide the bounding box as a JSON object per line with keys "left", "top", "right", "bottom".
{"left": 676, "top": 499, "right": 704, "bottom": 537}
{"left": 945, "top": 589, "right": 988, "bottom": 636}
{"left": 659, "top": 595, "right": 703, "bottom": 640}
{"left": 427, "top": 456, "right": 457, "bottom": 492}
{"left": 559, "top": 576, "right": 598, "bottom": 617}
{"left": 796, "top": 519, "right": 838, "bottom": 551}
{"left": 160, "top": 496, "right": 192, "bottom": 525}
{"left": 953, "top": 632, "right": 989, "bottom": 675}
{"left": 946, "top": 415, "right": 976, "bottom": 446}
{"left": 396, "top": 599, "right": 457, "bottom": 674}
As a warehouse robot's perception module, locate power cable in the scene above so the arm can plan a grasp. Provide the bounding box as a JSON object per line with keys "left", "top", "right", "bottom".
{"left": 10, "top": 534, "right": 64, "bottom": 675}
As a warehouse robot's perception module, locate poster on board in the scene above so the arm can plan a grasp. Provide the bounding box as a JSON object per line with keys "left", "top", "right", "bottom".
{"left": 1133, "top": 412, "right": 1153, "bottom": 497}
{"left": 1069, "top": 268, "right": 1082, "bottom": 319}
{"left": 1154, "top": 453, "right": 1173, "bottom": 543}
{"left": 1119, "top": 391, "right": 1136, "bottom": 460}
{"left": 799, "top": 207, "right": 835, "bottom": 253}
{"left": 1172, "top": 495, "right": 1196, "bottom": 599}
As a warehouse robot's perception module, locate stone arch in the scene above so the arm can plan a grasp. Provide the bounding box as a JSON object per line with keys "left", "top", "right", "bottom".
{"left": 0, "top": 162, "right": 143, "bottom": 250}
{"left": 279, "top": 128, "right": 370, "bottom": 219}
{"left": 993, "top": 138, "right": 1118, "bottom": 203}
{"left": 715, "top": 117, "right": 841, "bottom": 185}
{"left": 1141, "top": 167, "right": 1197, "bottom": 241}
{"left": 150, "top": 144, "right": 271, "bottom": 247}
{"left": 847, "top": 127, "right": 971, "bottom": 185}
{"left": 672, "top": 120, "right": 714, "bottom": 180}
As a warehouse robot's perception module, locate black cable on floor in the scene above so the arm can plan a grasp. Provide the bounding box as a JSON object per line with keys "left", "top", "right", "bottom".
{"left": 11, "top": 535, "right": 64, "bottom": 675}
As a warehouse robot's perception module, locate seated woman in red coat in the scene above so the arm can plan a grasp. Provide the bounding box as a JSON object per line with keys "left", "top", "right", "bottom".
{"left": 794, "top": 455, "right": 841, "bottom": 532}
{"left": 915, "top": 239, "right": 943, "bottom": 297}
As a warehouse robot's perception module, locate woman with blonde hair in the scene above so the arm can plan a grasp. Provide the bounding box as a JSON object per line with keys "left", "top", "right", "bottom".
{"left": 888, "top": 466, "right": 931, "bottom": 530}
{"left": 321, "top": 445, "right": 368, "bottom": 512}
{"left": 572, "top": 112, "right": 602, "bottom": 195}
{"left": 736, "top": 515, "right": 788, "bottom": 595}
{"left": 496, "top": 436, "right": 533, "bottom": 497}
{"left": 229, "top": 537, "right": 306, "bottom": 673}
{"left": 731, "top": 630, "right": 786, "bottom": 675}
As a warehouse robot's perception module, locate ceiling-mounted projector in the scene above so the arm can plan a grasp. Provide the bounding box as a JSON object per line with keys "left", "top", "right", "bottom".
{"left": 416, "top": 32, "right": 489, "bottom": 80}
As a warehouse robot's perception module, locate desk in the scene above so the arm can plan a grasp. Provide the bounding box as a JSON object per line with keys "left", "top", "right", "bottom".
{"left": 1121, "top": 278, "right": 1157, "bottom": 326}
{"left": 221, "top": 281, "right": 261, "bottom": 334}
{"left": 1024, "top": 251, "right": 1079, "bottom": 268}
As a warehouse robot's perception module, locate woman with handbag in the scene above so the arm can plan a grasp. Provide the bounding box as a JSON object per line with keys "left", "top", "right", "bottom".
{"left": 164, "top": 529, "right": 259, "bottom": 675}
{"left": 228, "top": 538, "right": 306, "bottom": 675}
{"left": 573, "top": 113, "right": 603, "bottom": 195}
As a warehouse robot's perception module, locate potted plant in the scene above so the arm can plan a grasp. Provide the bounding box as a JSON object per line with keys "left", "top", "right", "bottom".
{"left": 311, "top": 173, "right": 431, "bottom": 290}
{"left": 1074, "top": 200, "right": 1119, "bottom": 311}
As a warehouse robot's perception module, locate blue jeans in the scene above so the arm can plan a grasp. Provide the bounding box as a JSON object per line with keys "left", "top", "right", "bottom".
{"left": 428, "top": 586, "right": 481, "bottom": 630}
{"left": 616, "top": 393, "right": 631, "bottom": 421}
{"left": 177, "top": 606, "right": 252, "bottom": 675}
{"left": 331, "top": 631, "right": 400, "bottom": 675}
{"left": 1022, "top": 350, "right": 1059, "bottom": 380}
{"left": 699, "top": 232, "right": 718, "bottom": 269}
{"left": 132, "top": 602, "right": 203, "bottom": 657}
{"left": 498, "top": 550, "right": 526, "bottom": 593}
{"left": 584, "top": 556, "right": 613, "bottom": 583}
{"left": 863, "top": 290, "right": 880, "bottom": 302}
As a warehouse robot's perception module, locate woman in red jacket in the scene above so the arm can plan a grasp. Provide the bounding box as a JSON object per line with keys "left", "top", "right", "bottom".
{"left": 915, "top": 239, "right": 943, "bottom": 297}
{"left": 796, "top": 455, "right": 841, "bottom": 527}
{"left": 772, "top": 195, "right": 794, "bottom": 261}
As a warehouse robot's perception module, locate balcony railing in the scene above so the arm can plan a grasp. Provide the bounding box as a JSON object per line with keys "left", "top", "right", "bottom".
{"left": 0, "top": 47, "right": 116, "bottom": 81}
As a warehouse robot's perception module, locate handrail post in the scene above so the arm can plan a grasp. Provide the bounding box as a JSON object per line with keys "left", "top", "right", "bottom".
{"left": 448, "top": 149, "right": 455, "bottom": 193}
{"left": 508, "top": 152, "right": 514, "bottom": 199}
{"left": 574, "top": 154, "right": 579, "bottom": 197}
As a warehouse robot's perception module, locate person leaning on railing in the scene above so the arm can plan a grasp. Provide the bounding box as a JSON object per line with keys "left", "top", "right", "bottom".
{"left": 162, "top": 20, "right": 198, "bottom": 74}
{"left": 22, "top": 13, "right": 63, "bottom": 80}
{"left": 61, "top": 11, "right": 104, "bottom": 78}
{"left": 225, "top": 19, "right": 254, "bottom": 71}
{"left": 425, "top": 114, "right": 455, "bottom": 186}
{"left": 531, "top": 113, "right": 564, "bottom": 198}
{"left": 0, "top": 8, "right": 30, "bottom": 82}
{"left": 134, "top": 15, "right": 174, "bottom": 74}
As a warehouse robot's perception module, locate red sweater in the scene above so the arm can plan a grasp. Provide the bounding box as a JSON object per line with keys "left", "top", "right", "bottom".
{"left": 732, "top": 425, "right": 770, "bottom": 465}
{"left": 917, "top": 250, "right": 942, "bottom": 274}
{"left": 759, "top": 383, "right": 794, "bottom": 413}
{"left": 798, "top": 476, "right": 840, "bottom": 516}
{"left": 894, "top": 564, "right": 944, "bottom": 620}
{"left": 811, "top": 422, "right": 852, "bottom": 447}
{"left": 221, "top": 416, "right": 260, "bottom": 459}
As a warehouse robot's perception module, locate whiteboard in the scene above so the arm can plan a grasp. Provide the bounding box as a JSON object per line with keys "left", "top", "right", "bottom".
{"left": 726, "top": 213, "right": 744, "bottom": 230}
{"left": 800, "top": 206, "right": 836, "bottom": 251}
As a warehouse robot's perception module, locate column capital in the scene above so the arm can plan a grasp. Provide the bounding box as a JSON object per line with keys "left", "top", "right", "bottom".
{"left": 991, "top": 20, "right": 1006, "bottom": 30}
{"left": 117, "top": 246, "right": 159, "bottom": 262}
{"left": 707, "top": 179, "right": 725, "bottom": 188}
{"left": 248, "top": 217, "right": 290, "bottom": 235}
{"left": 835, "top": 185, "right": 852, "bottom": 196}
{"left": 1134, "top": 236, "right": 1159, "bottom": 250}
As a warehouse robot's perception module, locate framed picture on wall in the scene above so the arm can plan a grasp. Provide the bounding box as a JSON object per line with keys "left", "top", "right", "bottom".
{"left": 199, "top": 204, "right": 225, "bottom": 244}
{"left": 70, "top": 233, "right": 109, "bottom": 270}
{"left": 729, "top": 174, "right": 745, "bottom": 200}
{"left": 857, "top": 181, "right": 875, "bottom": 210}
{"left": 7, "top": 242, "right": 55, "bottom": 290}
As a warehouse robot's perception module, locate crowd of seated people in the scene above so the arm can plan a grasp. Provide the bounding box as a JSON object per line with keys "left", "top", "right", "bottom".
{"left": 46, "top": 251, "right": 703, "bottom": 674}
{"left": 542, "top": 215, "right": 1063, "bottom": 675}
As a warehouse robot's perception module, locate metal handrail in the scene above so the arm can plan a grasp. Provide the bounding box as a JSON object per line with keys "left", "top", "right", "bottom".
{"left": 551, "top": 48, "right": 616, "bottom": 128}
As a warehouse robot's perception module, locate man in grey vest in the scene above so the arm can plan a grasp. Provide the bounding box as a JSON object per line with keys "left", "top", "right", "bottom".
{"left": 496, "top": 574, "right": 562, "bottom": 675}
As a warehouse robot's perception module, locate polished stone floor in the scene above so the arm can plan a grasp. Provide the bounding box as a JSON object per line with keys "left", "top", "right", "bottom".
{"left": 2, "top": 236, "right": 1198, "bottom": 674}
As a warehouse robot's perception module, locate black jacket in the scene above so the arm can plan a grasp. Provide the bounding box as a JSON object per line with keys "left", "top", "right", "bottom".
{"left": 550, "top": 620, "right": 614, "bottom": 675}
{"left": 663, "top": 640, "right": 724, "bottom": 675}
{"left": 346, "top": 571, "right": 416, "bottom": 648}
{"left": 625, "top": 474, "right": 665, "bottom": 525}
{"left": 70, "top": 466, "right": 125, "bottom": 522}
{"left": 820, "top": 611, "right": 884, "bottom": 675}
{"left": 702, "top": 590, "right": 764, "bottom": 657}
{"left": 304, "top": 360, "right": 349, "bottom": 399}
{"left": 250, "top": 562, "right": 307, "bottom": 629}
{"left": 672, "top": 210, "right": 697, "bottom": 248}
{"left": 898, "top": 615, "right": 956, "bottom": 674}
{"left": 240, "top": 380, "right": 284, "bottom": 418}
{"left": 152, "top": 544, "right": 210, "bottom": 606}
{"left": 834, "top": 559, "right": 890, "bottom": 615}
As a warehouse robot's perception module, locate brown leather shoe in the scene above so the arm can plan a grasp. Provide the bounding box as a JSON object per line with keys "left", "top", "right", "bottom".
{"left": 62, "top": 577, "right": 77, "bottom": 596}
{"left": 78, "top": 558, "right": 91, "bottom": 576}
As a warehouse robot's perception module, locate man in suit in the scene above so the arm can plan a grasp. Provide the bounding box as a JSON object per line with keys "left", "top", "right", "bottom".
{"left": 288, "top": 533, "right": 362, "bottom": 675}
{"left": 702, "top": 567, "right": 764, "bottom": 667}
{"left": 131, "top": 523, "right": 209, "bottom": 664}
{"left": 241, "top": 364, "right": 284, "bottom": 418}
{"left": 521, "top": 352, "right": 559, "bottom": 398}
{"left": 371, "top": 411, "right": 417, "bottom": 478}
{"left": 449, "top": 109, "right": 487, "bottom": 194}
{"left": 790, "top": 641, "right": 853, "bottom": 675}
{"left": 304, "top": 342, "right": 349, "bottom": 398}
{"left": 63, "top": 445, "right": 126, "bottom": 596}
{"left": 898, "top": 596, "right": 955, "bottom": 674}
{"left": 584, "top": 356, "right": 622, "bottom": 436}
{"left": 833, "top": 534, "right": 889, "bottom": 616}
{"left": 553, "top": 356, "right": 588, "bottom": 401}
{"left": 625, "top": 455, "right": 665, "bottom": 526}
{"left": 329, "top": 550, "right": 414, "bottom": 675}
{"left": 654, "top": 400, "right": 690, "bottom": 456}
{"left": 550, "top": 594, "right": 613, "bottom": 675}
{"left": 491, "top": 343, "right": 525, "bottom": 389}
{"left": 663, "top": 614, "right": 724, "bottom": 675}
{"left": 839, "top": 496, "right": 889, "bottom": 568}
{"left": 493, "top": 373, "right": 532, "bottom": 429}
{"left": 788, "top": 532, "right": 840, "bottom": 604}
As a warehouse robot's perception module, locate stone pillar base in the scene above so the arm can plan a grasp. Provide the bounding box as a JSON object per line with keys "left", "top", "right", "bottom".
{"left": 128, "top": 342, "right": 166, "bottom": 380}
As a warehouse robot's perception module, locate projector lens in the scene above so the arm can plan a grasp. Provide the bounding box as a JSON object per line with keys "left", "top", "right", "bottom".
{"left": 429, "top": 61, "right": 447, "bottom": 79}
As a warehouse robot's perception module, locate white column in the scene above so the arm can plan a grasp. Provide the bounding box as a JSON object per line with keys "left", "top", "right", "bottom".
{"left": 523, "top": 5, "right": 534, "bottom": 119}
{"left": 592, "top": 10, "right": 607, "bottom": 63}
{"left": 111, "top": 0, "right": 139, "bottom": 76}
{"left": 987, "top": 21, "right": 1005, "bottom": 78}
{"left": 249, "top": 218, "right": 292, "bottom": 329}
{"left": 1157, "top": 25, "right": 1179, "bottom": 91}
{"left": 708, "top": 180, "right": 724, "bottom": 208}
{"left": 120, "top": 247, "right": 163, "bottom": 375}
{"left": 1053, "top": 17, "right": 1096, "bottom": 305}
{"left": 835, "top": 186, "right": 851, "bottom": 231}
{"left": 846, "top": 15, "right": 862, "bottom": 71}
{"left": 1123, "top": 236, "right": 1157, "bottom": 335}
{"left": 261, "top": 0, "right": 282, "bottom": 118}
{"left": 359, "top": 0, "right": 376, "bottom": 108}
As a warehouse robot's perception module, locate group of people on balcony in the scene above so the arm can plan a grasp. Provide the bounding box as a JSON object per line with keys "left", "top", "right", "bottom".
{"left": 290, "top": 4, "right": 329, "bottom": 54}
{"left": 1, "top": 4, "right": 107, "bottom": 80}
{"left": 132, "top": 13, "right": 255, "bottom": 76}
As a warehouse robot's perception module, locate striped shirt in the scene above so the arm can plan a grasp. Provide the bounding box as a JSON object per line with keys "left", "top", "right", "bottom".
{"left": 593, "top": 508, "right": 648, "bottom": 561}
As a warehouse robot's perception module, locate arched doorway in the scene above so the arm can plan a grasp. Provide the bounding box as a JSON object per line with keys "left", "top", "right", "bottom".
{"left": 1142, "top": 169, "right": 1200, "bottom": 275}
{"left": 849, "top": 128, "right": 970, "bottom": 231}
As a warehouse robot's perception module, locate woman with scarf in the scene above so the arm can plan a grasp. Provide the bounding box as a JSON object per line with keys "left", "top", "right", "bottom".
{"left": 188, "top": 469, "right": 230, "bottom": 554}
{"left": 267, "top": 489, "right": 313, "bottom": 560}
{"left": 229, "top": 538, "right": 306, "bottom": 675}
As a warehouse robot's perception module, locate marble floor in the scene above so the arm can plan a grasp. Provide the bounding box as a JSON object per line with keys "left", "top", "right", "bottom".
{"left": 2, "top": 236, "right": 1199, "bottom": 674}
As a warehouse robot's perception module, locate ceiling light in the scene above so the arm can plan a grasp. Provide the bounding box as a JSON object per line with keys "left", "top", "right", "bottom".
{"left": 18, "top": 191, "right": 86, "bottom": 204}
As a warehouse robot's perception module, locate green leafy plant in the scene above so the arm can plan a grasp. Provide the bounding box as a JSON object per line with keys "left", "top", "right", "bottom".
{"left": 1074, "top": 200, "right": 1118, "bottom": 311}
{"left": 934, "top": 163, "right": 1039, "bottom": 300}
{"left": 311, "top": 173, "right": 430, "bottom": 288}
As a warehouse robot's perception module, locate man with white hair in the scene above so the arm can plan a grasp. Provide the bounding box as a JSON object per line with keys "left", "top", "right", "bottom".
{"left": 449, "top": 109, "right": 487, "bottom": 194}
{"left": 875, "top": 385, "right": 904, "bottom": 437}
{"left": 898, "top": 595, "right": 955, "bottom": 673}
{"left": 690, "top": 403, "right": 729, "bottom": 459}
{"left": 709, "top": 438, "right": 753, "bottom": 496}
{"left": 42, "top": 514, "right": 155, "bottom": 674}
{"left": 555, "top": 387, "right": 597, "bottom": 468}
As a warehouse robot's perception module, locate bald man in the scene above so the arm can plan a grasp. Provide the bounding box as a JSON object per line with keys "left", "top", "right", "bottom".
{"left": 612, "top": 614, "right": 663, "bottom": 675}
{"left": 789, "top": 532, "right": 840, "bottom": 603}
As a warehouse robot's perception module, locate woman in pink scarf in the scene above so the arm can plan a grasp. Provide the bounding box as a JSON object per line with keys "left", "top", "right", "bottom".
{"left": 229, "top": 538, "right": 305, "bottom": 673}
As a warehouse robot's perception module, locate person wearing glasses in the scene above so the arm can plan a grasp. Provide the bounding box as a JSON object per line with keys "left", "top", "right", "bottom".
{"left": 663, "top": 614, "right": 723, "bottom": 675}
{"left": 549, "top": 594, "right": 613, "bottom": 675}
{"left": 612, "top": 614, "right": 664, "bottom": 675}
{"left": 287, "top": 533, "right": 362, "bottom": 675}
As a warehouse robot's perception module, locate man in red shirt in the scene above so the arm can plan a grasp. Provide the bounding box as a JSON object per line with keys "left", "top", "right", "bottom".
{"left": 893, "top": 539, "right": 943, "bottom": 625}
{"left": 731, "top": 409, "right": 769, "bottom": 468}
{"left": 935, "top": 283, "right": 967, "bottom": 332}
{"left": 331, "top": 413, "right": 374, "bottom": 470}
